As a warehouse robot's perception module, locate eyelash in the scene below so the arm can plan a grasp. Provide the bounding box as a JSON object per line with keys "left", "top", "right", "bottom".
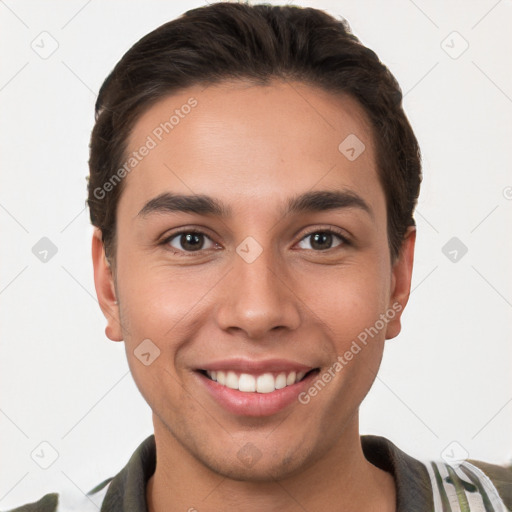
{"left": 160, "top": 227, "right": 351, "bottom": 256}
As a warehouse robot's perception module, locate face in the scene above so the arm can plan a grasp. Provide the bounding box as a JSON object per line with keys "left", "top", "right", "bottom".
{"left": 93, "top": 80, "right": 415, "bottom": 481}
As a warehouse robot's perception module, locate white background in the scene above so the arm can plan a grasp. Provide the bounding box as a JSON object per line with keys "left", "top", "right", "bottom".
{"left": 1, "top": 0, "right": 511, "bottom": 508}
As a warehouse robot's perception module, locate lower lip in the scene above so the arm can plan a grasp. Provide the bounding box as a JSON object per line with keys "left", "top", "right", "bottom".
{"left": 196, "top": 370, "right": 319, "bottom": 417}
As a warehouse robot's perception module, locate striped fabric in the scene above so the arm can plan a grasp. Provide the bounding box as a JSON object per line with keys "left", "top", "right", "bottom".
{"left": 425, "top": 460, "right": 509, "bottom": 512}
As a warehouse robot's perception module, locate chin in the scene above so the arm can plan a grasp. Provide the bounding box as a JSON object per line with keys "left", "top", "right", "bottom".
{"left": 195, "top": 437, "right": 315, "bottom": 483}
{"left": 205, "top": 455, "right": 306, "bottom": 483}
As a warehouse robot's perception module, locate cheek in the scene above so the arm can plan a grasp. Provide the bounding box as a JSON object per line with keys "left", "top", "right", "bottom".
{"left": 116, "top": 257, "right": 220, "bottom": 342}
{"left": 300, "top": 260, "right": 390, "bottom": 341}
{"left": 116, "top": 271, "right": 200, "bottom": 412}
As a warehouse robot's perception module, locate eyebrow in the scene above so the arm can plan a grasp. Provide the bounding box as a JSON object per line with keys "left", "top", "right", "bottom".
{"left": 137, "top": 189, "right": 373, "bottom": 220}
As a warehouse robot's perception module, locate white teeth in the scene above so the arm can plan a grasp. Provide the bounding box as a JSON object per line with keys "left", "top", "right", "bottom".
{"left": 275, "top": 373, "right": 287, "bottom": 389}
{"left": 256, "top": 373, "right": 275, "bottom": 393}
{"left": 225, "top": 371, "right": 239, "bottom": 390}
{"left": 239, "top": 373, "right": 256, "bottom": 392}
{"left": 204, "top": 369, "right": 309, "bottom": 393}
{"left": 286, "top": 371, "right": 296, "bottom": 386}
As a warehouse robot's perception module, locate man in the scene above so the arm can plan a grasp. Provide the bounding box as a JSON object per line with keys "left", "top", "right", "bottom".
{"left": 8, "top": 2, "right": 511, "bottom": 511}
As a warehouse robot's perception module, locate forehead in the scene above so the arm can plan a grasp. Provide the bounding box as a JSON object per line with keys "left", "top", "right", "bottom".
{"left": 120, "top": 80, "right": 384, "bottom": 220}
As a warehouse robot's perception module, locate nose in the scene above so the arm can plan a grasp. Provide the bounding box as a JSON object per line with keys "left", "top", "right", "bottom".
{"left": 214, "top": 244, "right": 302, "bottom": 340}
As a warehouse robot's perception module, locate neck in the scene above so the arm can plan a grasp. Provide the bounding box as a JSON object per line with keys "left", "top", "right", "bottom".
{"left": 146, "top": 416, "right": 396, "bottom": 512}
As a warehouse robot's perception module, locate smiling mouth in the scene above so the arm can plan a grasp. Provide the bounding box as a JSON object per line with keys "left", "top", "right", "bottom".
{"left": 198, "top": 368, "right": 320, "bottom": 393}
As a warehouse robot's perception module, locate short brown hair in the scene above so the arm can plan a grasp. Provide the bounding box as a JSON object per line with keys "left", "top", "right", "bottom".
{"left": 87, "top": 2, "right": 421, "bottom": 263}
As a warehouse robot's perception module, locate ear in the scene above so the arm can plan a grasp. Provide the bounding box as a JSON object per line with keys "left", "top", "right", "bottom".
{"left": 91, "top": 228, "right": 123, "bottom": 342}
{"left": 385, "top": 226, "right": 416, "bottom": 340}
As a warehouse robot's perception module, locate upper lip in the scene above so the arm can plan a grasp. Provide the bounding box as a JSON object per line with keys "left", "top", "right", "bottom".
{"left": 197, "top": 358, "right": 315, "bottom": 374}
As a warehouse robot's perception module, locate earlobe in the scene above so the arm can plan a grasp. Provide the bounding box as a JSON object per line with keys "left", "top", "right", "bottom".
{"left": 385, "top": 226, "right": 416, "bottom": 340}
{"left": 91, "top": 228, "right": 123, "bottom": 342}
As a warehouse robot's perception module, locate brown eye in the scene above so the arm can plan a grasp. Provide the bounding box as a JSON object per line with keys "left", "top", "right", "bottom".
{"left": 297, "top": 230, "right": 347, "bottom": 251}
{"left": 166, "top": 231, "right": 216, "bottom": 252}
